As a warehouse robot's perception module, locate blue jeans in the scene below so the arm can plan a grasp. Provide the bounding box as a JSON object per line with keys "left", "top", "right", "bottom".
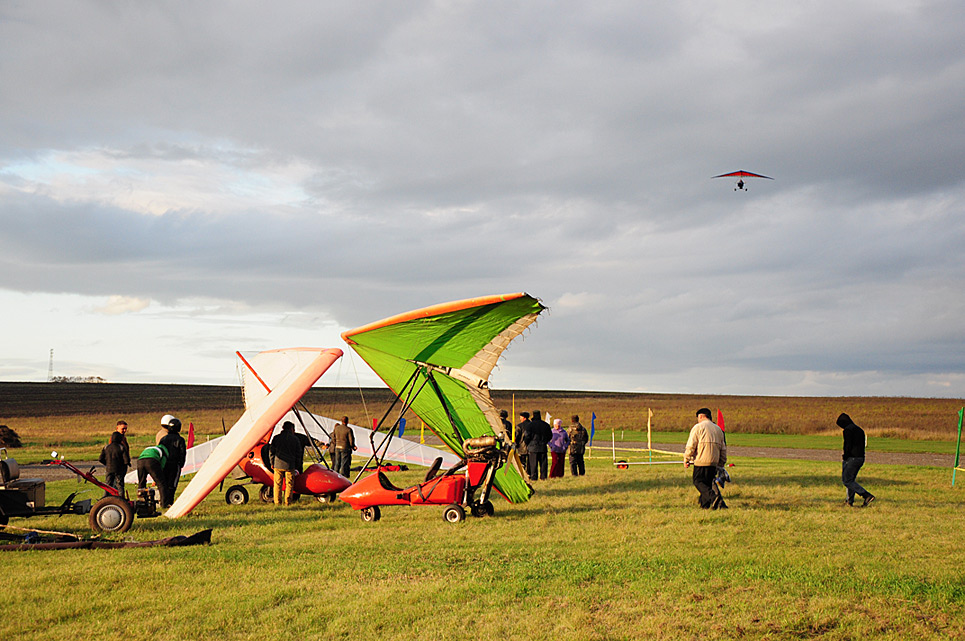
{"left": 842, "top": 457, "right": 869, "bottom": 503}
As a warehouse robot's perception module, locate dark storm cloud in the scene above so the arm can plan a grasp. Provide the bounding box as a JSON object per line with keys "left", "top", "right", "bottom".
{"left": 1, "top": 1, "right": 964, "bottom": 394}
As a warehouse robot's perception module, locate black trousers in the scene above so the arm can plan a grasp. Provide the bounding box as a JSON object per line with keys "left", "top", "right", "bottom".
{"left": 692, "top": 465, "right": 720, "bottom": 509}
{"left": 528, "top": 451, "right": 548, "bottom": 480}
{"left": 104, "top": 471, "right": 125, "bottom": 497}
{"left": 136, "top": 458, "right": 169, "bottom": 507}
{"left": 569, "top": 453, "right": 586, "bottom": 476}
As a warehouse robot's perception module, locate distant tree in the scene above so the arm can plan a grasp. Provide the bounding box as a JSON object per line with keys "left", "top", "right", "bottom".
{"left": 0, "top": 425, "right": 23, "bottom": 448}
{"left": 49, "top": 376, "right": 108, "bottom": 383}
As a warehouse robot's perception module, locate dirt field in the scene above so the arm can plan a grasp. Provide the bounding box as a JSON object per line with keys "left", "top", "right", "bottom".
{"left": 3, "top": 381, "right": 963, "bottom": 439}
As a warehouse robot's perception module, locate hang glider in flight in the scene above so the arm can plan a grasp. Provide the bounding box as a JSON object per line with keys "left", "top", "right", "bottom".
{"left": 713, "top": 170, "right": 773, "bottom": 191}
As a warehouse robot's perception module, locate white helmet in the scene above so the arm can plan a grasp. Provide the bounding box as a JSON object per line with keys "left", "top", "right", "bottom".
{"left": 161, "top": 414, "right": 177, "bottom": 427}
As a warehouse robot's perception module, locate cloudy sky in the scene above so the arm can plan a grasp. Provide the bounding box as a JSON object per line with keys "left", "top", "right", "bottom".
{"left": 2, "top": 1, "right": 964, "bottom": 397}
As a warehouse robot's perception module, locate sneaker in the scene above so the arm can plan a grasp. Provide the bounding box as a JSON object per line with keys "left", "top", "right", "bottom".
{"left": 862, "top": 495, "right": 876, "bottom": 507}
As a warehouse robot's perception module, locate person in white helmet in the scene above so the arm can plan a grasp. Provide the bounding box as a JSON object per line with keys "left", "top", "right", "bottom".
{"left": 157, "top": 414, "right": 186, "bottom": 508}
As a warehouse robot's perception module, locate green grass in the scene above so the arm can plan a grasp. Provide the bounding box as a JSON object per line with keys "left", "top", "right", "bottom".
{"left": 8, "top": 427, "right": 957, "bottom": 465}
{"left": 4, "top": 457, "right": 965, "bottom": 640}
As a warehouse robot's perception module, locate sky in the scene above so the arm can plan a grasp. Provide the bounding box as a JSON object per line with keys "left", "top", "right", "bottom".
{"left": 2, "top": 1, "right": 964, "bottom": 398}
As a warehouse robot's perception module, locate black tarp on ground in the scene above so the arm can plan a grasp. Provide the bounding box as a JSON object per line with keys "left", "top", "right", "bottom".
{"left": 0, "top": 528, "right": 212, "bottom": 551}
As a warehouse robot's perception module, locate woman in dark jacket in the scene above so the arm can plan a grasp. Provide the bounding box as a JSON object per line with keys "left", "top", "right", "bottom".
{"left": 99, "top": 432, "right": 128, "bottom": 496}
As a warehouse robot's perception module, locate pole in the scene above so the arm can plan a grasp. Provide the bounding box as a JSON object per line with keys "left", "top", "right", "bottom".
{"left": 647, "top": 408, "right": 653, "bottom": 464}
{"left": 512, "top": 393, "right": 516, "bottom": 443}
{"left": 954, "top": 407, "right": 963, "bottom": 486}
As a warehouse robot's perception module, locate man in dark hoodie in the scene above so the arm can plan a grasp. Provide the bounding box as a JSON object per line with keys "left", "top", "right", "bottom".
{"left": 837, "top": 413, "right": 875, "bottom": 507}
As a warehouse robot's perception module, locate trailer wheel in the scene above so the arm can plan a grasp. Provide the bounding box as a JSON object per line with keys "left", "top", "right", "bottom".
{"left": 259, "top": 486, "right": 273, "bottom": 503}
{"left": 443, "top": 504, "right": 465, "bottom": 523}
{"left": 225, "top": 485, "right": 249, "bottom": 505}
{"left": 89, "top": 496, "right": 134, "bottom": 533}
{"left": 616, "top": 460, "right": 629, "bottom": 470}
{"left": 360, "top": 506, "right": 381, "bottom": 522}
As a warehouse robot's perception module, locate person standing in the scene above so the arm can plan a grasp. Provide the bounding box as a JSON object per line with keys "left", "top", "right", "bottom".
{"left": 498, "top": 410, "right": 513, "bottom": 440}
{"left": 99, "top": 432, "right": 128, "bottom": 496}
{"left": 332, "top": 416, "right": 357, "bottom": 478}
{"left": 548, "top": 418, "right": 570, "bottom": 478}
{"left": 524, "top": 410, "right": 552, "bottom": 481}
{"left": 515, "top": 412, "right": 531, "bottom": 474}
{"left": 157, "top": 415, "right": 186, "bottom": 509}
{"left": 837, "top": 413, "right": 875, "bottom": 507}
{"left": 136, "top": 442, "right": 170, "bottom": 508}
{"left": 113, "top": 420, "right": 131, "bottom": 471}
{"left": 567, "top": 415, "right": 589, "bottom": 476}
{"left": 684, "top": 408, "right": 728, "bottom": 509}
{"left": 269, "top": 421, "right": 303, "bottom": 506}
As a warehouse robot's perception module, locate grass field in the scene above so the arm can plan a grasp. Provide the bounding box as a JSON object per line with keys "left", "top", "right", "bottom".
{"left": 3, "top": 384, "right": 965, "bottom": 639}
{"left": 4, "top": 456, "right": 965, "bottom": 640}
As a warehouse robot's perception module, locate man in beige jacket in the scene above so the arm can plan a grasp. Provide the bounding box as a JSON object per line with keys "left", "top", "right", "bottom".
{"left": 684, "top": 408, "right": 728, "bottom": 509}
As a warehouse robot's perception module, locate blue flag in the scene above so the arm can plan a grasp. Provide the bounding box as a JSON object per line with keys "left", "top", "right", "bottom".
{"left": 398, "top": 418, "right": 406, "bottom": 437}
{"left": 590, "top": 412, "right": 596, "bottom": 446}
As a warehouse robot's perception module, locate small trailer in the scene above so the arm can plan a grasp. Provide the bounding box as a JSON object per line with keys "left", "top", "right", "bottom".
{"left": 0, "top": 449, "right": 160, "bottom": 533}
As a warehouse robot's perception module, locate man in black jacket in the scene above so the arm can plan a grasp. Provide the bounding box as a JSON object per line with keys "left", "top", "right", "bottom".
{"left": 524, "top": 410, "right": 552, "bottom": 481}
{"left": 158, "top": 415, "right": 187, "bottom": 509}
{"left": 270, "top": 421, "right": 304, "bottom": 506}
{"left": 837, "top": 413, "right": 875, "bottom": 507}
{"left": 515, "top": 412, "right": 531, "bottom": 474}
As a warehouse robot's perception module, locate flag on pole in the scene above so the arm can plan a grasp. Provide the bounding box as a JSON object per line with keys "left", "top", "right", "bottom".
{"left": 590, "top": 412, "right": 596, "bottom": 446}
{"left": 717, "top": 409, "right": 726, "bottom": 432}
{"left": 398, "top": 418, "right": 406, "bottom": 437}
{"left": 420, "top": 420, "right": 425, "bottom": 444}
{"left": 187, "top": 422, "right": 195, "bottom": 449}
{"left": 647, "top": 408, "right": 653, "bottom": 451}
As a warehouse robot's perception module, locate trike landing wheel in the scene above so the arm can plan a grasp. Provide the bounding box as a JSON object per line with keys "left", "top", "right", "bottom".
{"left": 89, "top": 496, "right": 135, "bottom": 533}
{"left": 470, "top": 500, "right": 494, "bottom": 518}
{"left": 360, "top": 506, "right": 381, "bottom": 523}
{"left": 225, "top": 485, "right": 249, "bottom": 505}
{"left": 259, "top": 486, "right": 273, "bottom": 503}
{"left": 315, "top": 493, "right": 338, "bottom": 504}
{"left": 443, "top": 504, "right": 465, "bottom": 523}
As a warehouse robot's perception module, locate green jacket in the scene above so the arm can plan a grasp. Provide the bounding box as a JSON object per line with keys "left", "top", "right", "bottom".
{"left": 138, "top": 443, "right": 169, "bottom": 468}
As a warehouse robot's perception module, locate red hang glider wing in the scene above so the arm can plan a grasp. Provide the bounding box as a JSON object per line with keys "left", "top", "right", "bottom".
{"left": 712, "top": 170, "right": 774, "bottom": 180}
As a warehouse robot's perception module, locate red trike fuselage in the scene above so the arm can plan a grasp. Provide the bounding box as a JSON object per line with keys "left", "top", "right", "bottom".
{"left": 240, "top": 443, "right": 351, "bottom": 496}
{"left": 338, "top": 460, "right": 501, "bottom": 510}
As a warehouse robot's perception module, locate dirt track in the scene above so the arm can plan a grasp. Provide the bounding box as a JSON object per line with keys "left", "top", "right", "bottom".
{"left": 615, "top": 443, "right": 953, "bottom": 468}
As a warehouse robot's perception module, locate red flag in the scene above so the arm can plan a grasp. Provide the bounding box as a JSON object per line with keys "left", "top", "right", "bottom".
{"left": 187, "top": 422, "right": 195, "bottom": 448}
{"left": 716, "top": 409, "right": 725, "bottom": 432}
